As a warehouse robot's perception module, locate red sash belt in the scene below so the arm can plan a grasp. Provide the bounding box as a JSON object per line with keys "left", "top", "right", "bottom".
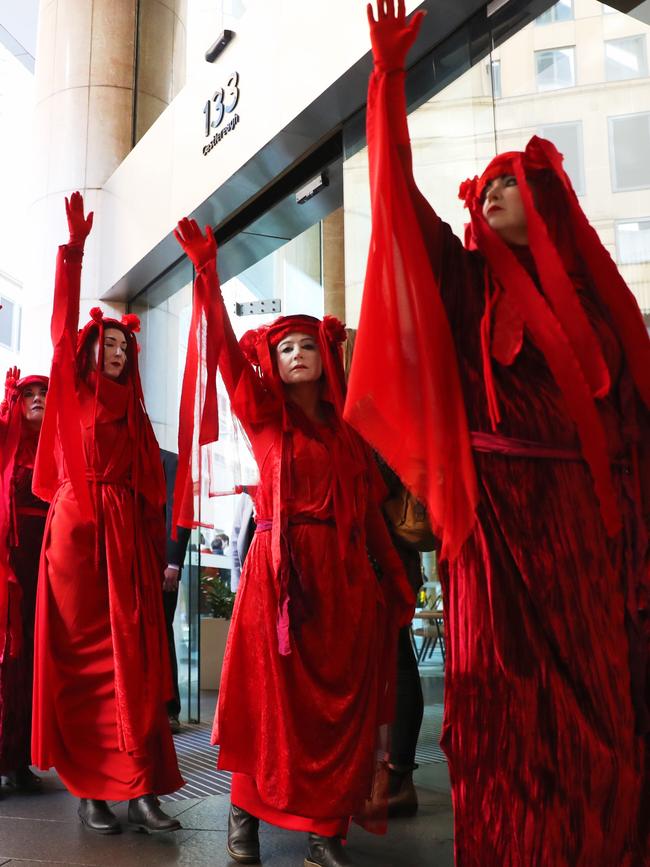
{"left": 470, "top": 431, "right": 582, "bottom": 462}
{"left": 255, "top": 514, "right": 335, "bottom": 534}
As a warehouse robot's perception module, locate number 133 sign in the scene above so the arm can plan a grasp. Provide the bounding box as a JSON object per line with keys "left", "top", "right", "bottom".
{"left": 202, "top": 71, "right": 240, "bottom": 156}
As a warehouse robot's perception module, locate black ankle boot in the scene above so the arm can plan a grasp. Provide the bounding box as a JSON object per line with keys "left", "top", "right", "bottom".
{"left": 127, "top": 795, "right": 181, "bottom": 833}
{"left": 304, "top": 833, "right": 353, "bottom": 867}
{"left": 227, "top": 803, "right": 260, "bottom": 864}
{"left": 78, "top": 798, "right": 121, "bottom": 834}
{"left": 12, "top": 766, "right": 43, "bottom": 793}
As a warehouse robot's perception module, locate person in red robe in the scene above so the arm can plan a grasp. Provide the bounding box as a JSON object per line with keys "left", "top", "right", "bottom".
{"left": 31, "top": 192, "right": 183, "bottom": 834}
{"left": 0, "top": 368, "right": 48, "bottom": 793}
{"left": 344, "top": 3, "right": 650, "bottom": 865}
{"left": 172, "top": 218, "right": 415, "bottom": 867}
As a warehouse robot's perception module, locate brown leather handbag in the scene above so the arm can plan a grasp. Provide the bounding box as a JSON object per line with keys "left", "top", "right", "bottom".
{"left": 383, "top": 486, "right": 437, "bottom": 552}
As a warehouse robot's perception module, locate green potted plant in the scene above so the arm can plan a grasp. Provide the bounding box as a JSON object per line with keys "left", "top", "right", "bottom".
{"left": 199, "top": 571, "right": 235, "bottom": 690}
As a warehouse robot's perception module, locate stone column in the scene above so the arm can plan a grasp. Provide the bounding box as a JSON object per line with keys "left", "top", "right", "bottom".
{"left": 322, "top": 208, "right": 346, "bottom": 322}
{"left": 23, "top": 0, "right": 186, "bottom": 373}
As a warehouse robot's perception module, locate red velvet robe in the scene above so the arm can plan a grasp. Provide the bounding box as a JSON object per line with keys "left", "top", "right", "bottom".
{"left": 0, "top": 432, "right": 48, "bottom": 774}
{"left": 345, "top": 61, "right": 650, "bottom": 866}
{"left": 31, "top": 244, "right": 183, "bottom": 800}
{"left": 206, "top": 277, "right": 411, "bottom": 833}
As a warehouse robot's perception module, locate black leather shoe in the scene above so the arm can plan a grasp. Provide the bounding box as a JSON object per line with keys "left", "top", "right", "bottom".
{"left": 12, "top": 766, "right": 43, "bottom": 793}
{"left": 78, "top": 798, "right": 122, "bottom": 834}
{"left": 227, "top": 803, "right": 260, "bottom": 864}
{"left": 304, "top": 833, "right": 353, "bottom": 866}
{"left": 128, "top": 795, "right": 181, "bottom": 833}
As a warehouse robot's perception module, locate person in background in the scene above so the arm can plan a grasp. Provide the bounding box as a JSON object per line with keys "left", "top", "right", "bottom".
{"left": 0, "top": 369, "right": 49, "bottom": 795}
{"left": 230, "top": 489, "right": 255, "bottom": 593}
{"left": 160, "top": 449, "right": 192, "bottom": 735}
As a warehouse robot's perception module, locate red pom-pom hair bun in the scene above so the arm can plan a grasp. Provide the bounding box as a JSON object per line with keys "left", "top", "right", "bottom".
{"left": 321, "top": 315, "right": 347, "bottom": 344}
{"left": 121, "top": 313, "right": 141, "bottom": 333}
{"left": 239, "top": 326, "right": 269, "bottom": 366}
{"left": 89, "top": 306, "right": 104, "bottom": 323}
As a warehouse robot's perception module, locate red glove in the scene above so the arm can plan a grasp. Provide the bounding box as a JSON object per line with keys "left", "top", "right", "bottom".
{"left": 367, "top": 0, "right": 425, "bottom": 72}
{"left": 65, "top": 191, "right": 94, "bottom": 247}
{"left": 174, "top": 217, "right": 217, "bottom": 271}
{"left": 1, "top": 366, "right": 20, "bottom": 416}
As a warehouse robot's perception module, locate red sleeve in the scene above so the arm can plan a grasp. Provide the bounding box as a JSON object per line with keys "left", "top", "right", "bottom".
{"left": 344, "top": 62, "right": 478, "bottom": 561}
{"left": 197, "top": 261, "right": 275, "bottom": 433}
{"left": 173, "top": 258, "right": 274, "bottom": 532}
{"left": 33, "top": 244, "right": 92, "bottom": 515}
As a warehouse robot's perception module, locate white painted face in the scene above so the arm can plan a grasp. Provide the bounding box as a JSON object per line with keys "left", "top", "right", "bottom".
{"left": 96, "top": 327, "right": 128, "bottom": 380}
{"left": 275, "top": 332, "right": 323, "bottom": 385}
{"left": 21, "top": 383, "right": 47, "bottom": 430}
{"left": 482, "top": 174, "right": 529, "bottom": 246}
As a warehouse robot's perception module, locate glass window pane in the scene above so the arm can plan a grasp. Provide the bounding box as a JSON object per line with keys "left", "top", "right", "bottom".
{"left": 0, "top": 297, "right": 14, "bottom": 348}
{"left": 535, "top": 47, "right": 575, "bottom": 91}
{"left": 538, "top": 121, "right": 585, "bottom": 195}
{"left": 615, "top": 219, "right": 650, "bottom": 264}
{"left": 605, "top": 35, "right": 647, "bottom": 81}
{"left": 609, "top": 113, "right": 650, "bottom": 191}
{"left": 536, "top": 1, "right": 573, "bottom": 25}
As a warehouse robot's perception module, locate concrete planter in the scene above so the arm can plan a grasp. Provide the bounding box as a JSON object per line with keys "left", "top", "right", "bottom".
{"left": 200, "top": 616, "right": 231, "bottom": 690}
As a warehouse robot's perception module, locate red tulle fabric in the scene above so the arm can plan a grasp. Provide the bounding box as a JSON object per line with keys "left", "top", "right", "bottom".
{"left": 177, "top": 257, "right": 413, "bottom": 830}
{"left": 344, "top": 66, "right": 478, "bottom": 561}
{"left": 347, "top": 53, "right": 650, "bottom": 866}
{"left": 32, "top": 241, "right": 182, "bottom": 798}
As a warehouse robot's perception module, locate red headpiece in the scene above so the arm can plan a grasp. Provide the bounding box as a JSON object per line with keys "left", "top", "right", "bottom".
{"left": 75, "top": 307, "right": 141, "bottom": 383}
{"left": 239, "top": 313, "right": 348, "bottom": 414}
{"left": 459, "top": 135, "right": 650, "bottom": 535}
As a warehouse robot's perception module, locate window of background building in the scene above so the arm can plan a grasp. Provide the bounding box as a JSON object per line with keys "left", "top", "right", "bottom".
{"left": 602, "top": 4, "right": 618, "bottom": 14}
{"left": 615, "top": 219, "right": 650, "bottom": 265}
{"left": 609, "top": 112, "right": 650, "bottom": 191}
{"left": 0, "top": 296, "right": 20, "bottom": 350}
{"left": 605, "top": 35, "right": 648, "bottom": 81}
{"left": 538, "top": 121, "right": 585, "bottom": 195}
{"left": 536, "top": 0, "right": 574, "bottom": 25}
{"left": 490, "top": 59, "right": 502, "bottom": 98}
{"left": 535, "top": 47, "right": 576, "bottom": 91}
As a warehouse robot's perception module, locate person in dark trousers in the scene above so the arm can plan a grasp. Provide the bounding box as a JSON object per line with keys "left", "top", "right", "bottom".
{"left": 160, "top": 449, "right": 192, "bottom": 734}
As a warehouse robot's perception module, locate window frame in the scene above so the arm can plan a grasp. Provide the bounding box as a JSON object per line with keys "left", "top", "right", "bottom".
{"left": 614, "top": 217, "right": 650, "bottom": 265}
{"left": 604, "top": 34, "right": 648, "bottom": 82}
{"left": 534, "top": 45, "right": 576, "bottom": 92}
{"left": 608, "top": 111, "right": 650, "bottom": 192}
{"left": 535, "top": 0, "right": 574, "bottom": 26}
{"left": 537, "top": 120, "right": 586, "bottom": 196}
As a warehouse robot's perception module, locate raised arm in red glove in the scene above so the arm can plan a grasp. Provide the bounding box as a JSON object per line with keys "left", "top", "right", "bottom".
{"left": 1, "top": 367, "right": 20, "bottom": 419}
{"left": 367, "top": 0, "right": 425, "bottom": 72}
{"left": 65, "top": 191, "right": 94, "bottom": 250}
{"left": 173, "top": 218, "right": 217, "bottom": 271}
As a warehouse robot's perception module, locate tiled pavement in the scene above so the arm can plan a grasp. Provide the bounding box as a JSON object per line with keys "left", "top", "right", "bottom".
{"left": 0, "top": 664, "right": 450, "bottom": 866}
{"left": 0, "top": 764, "right": 453, "bottom": 867}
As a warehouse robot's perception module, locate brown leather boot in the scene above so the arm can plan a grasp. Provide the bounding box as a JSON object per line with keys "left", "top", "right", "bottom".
{"left": 387, "top": 767, "right": 418, "bottom": 818}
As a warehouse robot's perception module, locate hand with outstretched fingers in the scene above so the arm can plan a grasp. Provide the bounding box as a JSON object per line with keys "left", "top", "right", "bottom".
{"left": 1, "top": 366, "right": 20, "bottom": 415}
{"left": 65, "top": 191, "right": 94, "bottom": 247}
{"left": 367, "top": 0, "right": 425, "bottom": 72}
{"left": 174, "top": 217, "right": 217, "bottom": 272}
